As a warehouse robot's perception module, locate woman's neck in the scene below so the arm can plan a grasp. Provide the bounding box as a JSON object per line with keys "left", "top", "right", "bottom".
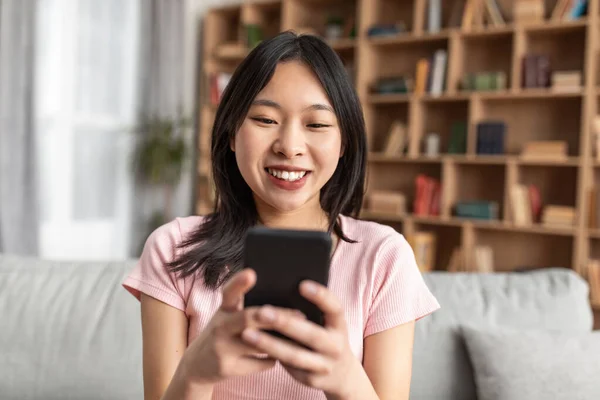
{"left": 255, "top": 200, "right": 330, "bottom": 232}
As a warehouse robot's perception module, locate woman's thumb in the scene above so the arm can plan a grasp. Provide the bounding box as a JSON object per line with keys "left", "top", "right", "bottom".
{"left": 220, "top": 269, "right": 256, "bottom": 312}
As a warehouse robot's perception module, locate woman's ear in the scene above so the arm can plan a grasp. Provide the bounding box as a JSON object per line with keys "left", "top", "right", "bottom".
{"left": 230, "top": 137, "right": 236, "bottom": 152}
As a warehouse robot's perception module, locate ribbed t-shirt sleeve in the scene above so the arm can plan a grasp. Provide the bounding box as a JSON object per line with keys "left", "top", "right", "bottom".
{"left": 364, "top": 231, "right": 440, "bottom": 337}
{"left": 122, "top": 219, "right": 187, "bottom": 312}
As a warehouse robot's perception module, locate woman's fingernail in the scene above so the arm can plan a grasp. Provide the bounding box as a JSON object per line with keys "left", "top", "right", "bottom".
{"left": 303, "top": 281, "right": 318, "bottom": 296}
{"left": 243, "top": 329, "right": 260, "bottom": 343}
{"left": 260, "top": 307, "right": 276, "bottom": 322}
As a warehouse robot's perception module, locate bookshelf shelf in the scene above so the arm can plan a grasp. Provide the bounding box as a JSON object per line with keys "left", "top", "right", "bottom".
{"left": 421, "top": 93, "right": 472, "bottom": 102}
{"left": 365, "top": 153, "right": 580, "bottom": 166}
{"left": 461, "top": 25, "right": 514, "bottom": 38}
{"left": 360, "top": 211, "right": 578, "bottom": 237}
{"left": 522, "top": 17, "right": 588, "bottom": 34}
{"left": 198, "top": 0, "right": 599, "bottom": 293}
{"left": 367, "top": 93, "right": 411, "bottom": 104}
{"left": 477, "top": 88, "right": 584, "bottom": 99}
{"left": 368, "top": 31, "right": 450, "bottom": 47}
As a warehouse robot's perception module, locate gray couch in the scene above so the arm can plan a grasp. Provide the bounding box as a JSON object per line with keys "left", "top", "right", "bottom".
{"left": 0, "top": 254, "right": 594, "bottom": 399}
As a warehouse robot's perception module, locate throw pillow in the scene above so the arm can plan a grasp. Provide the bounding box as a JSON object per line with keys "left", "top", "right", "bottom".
{"left": 462, "top": 325, "right": 600, "bottom": 400}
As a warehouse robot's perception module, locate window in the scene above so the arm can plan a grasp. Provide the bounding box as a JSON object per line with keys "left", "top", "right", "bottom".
{"left": 35, "top": 0, "right": 141, "bottom": 260}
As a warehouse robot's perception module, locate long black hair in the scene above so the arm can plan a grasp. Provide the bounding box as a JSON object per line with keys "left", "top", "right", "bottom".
{"left": 167, "top": 31, "right": 367, "bottom": 289}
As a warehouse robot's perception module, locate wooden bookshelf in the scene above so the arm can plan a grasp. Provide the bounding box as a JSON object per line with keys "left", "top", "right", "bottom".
{"left": 197, "top": 0, "right": 600, "bottom": 314}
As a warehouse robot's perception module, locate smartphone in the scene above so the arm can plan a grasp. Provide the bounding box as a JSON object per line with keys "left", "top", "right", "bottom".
{"left": 243, "top": 226, "right": 332, "bottom": 338}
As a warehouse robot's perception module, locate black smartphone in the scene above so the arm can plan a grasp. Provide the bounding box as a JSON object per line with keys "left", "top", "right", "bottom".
{"left": 243, "top": 226, "right": 332, "bottom": 339}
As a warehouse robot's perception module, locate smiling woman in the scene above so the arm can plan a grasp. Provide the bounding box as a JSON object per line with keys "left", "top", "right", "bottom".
{"left": 122, "top": 31, "right": 440, "bottom": 400}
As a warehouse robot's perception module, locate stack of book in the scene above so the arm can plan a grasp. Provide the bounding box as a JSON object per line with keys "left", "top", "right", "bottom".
{"left": 413, "top": 175, "right": 441, "bottom": 216}
{"left": 551, "top": 71, "right": 582, "bottom": 92}
{"left": 587, "top": 259, "right": 600, "bottom": 306}
{"left": 520, "top": 140, "right": 568, "bottom": 161}
{"left": 522, "top": 53, "right": 550, "bottom": 89}
{"left": 365, "top": 190, "right": 406, "bottom": 216}
{"left": 447, "top": 245, "right": 494, "bottom": 273}
{"left": 454, "top": 201, "right": 499, "bottom": 220}
{"left": 510, "top": 183, "right": 542, "bottom": 225}
{"left": 541, "top": 205, "right": 576, "bottom": 227}
{"left": 476, "top": 121, "right": 505, "bottom": 155}
{"left": 372, "top": 76, "right": 412, "bottom": 94}
{"left": 460, "top": 71, "right": 507, "bottom": 92}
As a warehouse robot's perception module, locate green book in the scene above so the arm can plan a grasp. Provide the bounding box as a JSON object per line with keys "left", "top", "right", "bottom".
{"left": 448, "top": 121, "right": 467, "bottom": 154}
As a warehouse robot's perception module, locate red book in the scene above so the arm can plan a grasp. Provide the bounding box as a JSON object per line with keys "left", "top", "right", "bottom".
{"left": 414, "top": 175, "right": 428, "bottom": 215}
{"left": 429, "top": 181, "right": 441, "bottom": 216}
{"left": 528, "top": 184, "right": 542, "bottom": 222}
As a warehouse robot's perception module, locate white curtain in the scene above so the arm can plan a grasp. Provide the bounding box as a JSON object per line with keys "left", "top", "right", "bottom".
{"left": 0, "top": 0, "right": 39, "bottom": 256}
{"left": 35, "top": 0, "right": 141, "bottom": 260}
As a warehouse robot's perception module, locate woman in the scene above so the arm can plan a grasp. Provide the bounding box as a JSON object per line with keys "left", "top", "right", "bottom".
{"left": 123, "top": 31, "right": 440, "bottom": 400}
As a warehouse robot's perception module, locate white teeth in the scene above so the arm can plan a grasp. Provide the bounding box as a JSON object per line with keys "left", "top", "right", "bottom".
{"left": 267, "top": 168, "right": 307, "bottom": 182}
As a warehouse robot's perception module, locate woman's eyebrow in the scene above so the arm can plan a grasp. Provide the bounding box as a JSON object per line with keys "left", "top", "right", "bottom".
{"left": 251, "top": 99, "right": 334, "bottom": 113}
{"left": 252, "top": 99, "right": 281, "bottom": 109}
{"left": 304, "top": 103, "right": 334, "bottom": 113}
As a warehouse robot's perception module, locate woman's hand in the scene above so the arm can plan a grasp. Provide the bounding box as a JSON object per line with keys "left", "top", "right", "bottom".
{"left": 239, "top": 280, "right": 366, "bottom": 399}
{"left": 180, "top": 269, "right": 305, "bottom": 386}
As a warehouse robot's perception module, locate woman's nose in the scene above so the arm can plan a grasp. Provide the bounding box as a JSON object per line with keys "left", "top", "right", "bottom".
{"left": 272, "top": 123, "right": 306, "bottom": 158}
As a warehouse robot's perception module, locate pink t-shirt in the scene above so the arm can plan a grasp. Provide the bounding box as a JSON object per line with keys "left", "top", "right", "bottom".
{"left": 122, "top": 214, "right": 440, "bottom": 399}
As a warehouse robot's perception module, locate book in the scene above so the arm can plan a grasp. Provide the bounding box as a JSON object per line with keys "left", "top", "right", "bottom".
{"left": 589, "top": 187, "right": 597, "bottom": 229}
{"left": 430, "top": 49, "right": 447, "bottom": 96}
{"left": 484, "top": 0, "right": 506, "bottom": 26}
{"left": 528, "top": 184, "right": 542, "bottom": 223}
{"left": 407, "top": 231, "right": 437, "bottom": 272}
{"left": 593, "top": 116, "right": 600, "bottom": 161}
{"left": 511, "top": 184, "right": 532, "bottom": 225}
{"left": 448, "top": 121, "right": 468, "bottom": 154}
{"left": 428, "top": 0, "right": 442, "bottom": 33}
{"left": 520, "top": 140, "right": 569, "bottom": 160}
{"left": 367, "top": 191, "right": 406, "bottom": 215}
{"left": 587, "top": 259, "right": 600, "bottom": 305}
{"left": 476, "top": 121, "right": 505, "bottom": 155}
{"left": 383, "top": 121, "right": 407, "bottom": 155}
{"left": 541, "top": 205, "right": 576, "bottom": 227}
{"left": 446, "top": 245, "right": 495, "bottom": 273}
{"left": 454, "top": 201, "right": 499, "bottom": 220}
{"left": 415, "top": 58, "right": 430, "bottom": 95}
{"left": 414, "top": 174, "right": 441, "bottom": 216}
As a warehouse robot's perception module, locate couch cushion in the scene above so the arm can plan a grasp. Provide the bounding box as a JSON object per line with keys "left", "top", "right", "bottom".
{"left": 410, "top": 268, "right": 594, "bottom": 400}
{"left": 463, "top": 326, "right": 600, "bottom": 400}
{"left": 0, "top": 254, "right": 143, "bottom": 400}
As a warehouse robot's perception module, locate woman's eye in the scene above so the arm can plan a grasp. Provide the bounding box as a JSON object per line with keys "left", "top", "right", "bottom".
{"left": 252, "top": 117, "right": 276, "bottom": 125}
{"left": 307, "top": 123, "right": 331, "bottom": 128}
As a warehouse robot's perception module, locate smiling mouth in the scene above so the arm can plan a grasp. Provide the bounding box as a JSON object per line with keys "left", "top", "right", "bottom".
{"left": 265, "top": 168, "right": 310, "bottom": 182}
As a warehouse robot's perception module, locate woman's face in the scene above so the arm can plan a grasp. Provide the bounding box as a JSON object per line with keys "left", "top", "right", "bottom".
{"left": 232, "top": 60, "right": 343, "bottom": 215}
